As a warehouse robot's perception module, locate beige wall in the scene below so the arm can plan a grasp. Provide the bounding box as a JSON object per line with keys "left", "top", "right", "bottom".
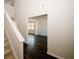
{"left": 48, "top": 0, "right": 74, "bottom": 59}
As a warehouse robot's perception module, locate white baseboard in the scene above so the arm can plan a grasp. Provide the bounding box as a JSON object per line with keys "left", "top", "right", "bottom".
{"left": 47, "top": 52, "right": 64, "bottom": 59}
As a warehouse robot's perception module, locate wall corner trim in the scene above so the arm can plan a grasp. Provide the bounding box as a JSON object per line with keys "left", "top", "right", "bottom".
{"left": 47, "top": 52, "right": 64, "bottom": 59}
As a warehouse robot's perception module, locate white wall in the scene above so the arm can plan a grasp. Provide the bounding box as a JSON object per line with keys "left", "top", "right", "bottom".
{"left": 35, "top": 15, "right": 47, "bottom": 36}
{"left": 26, "top": 0, "right": 47, "bottom": 17}
{"left": 15, "top": 0, "right": 74, "bottom": 59}
{"left": 15, "top": 0, "right": 28, "bottom": 40}
{"left": 15, "top": 0, "right": 47, "bottom": 41}
{"left": 48, "top": 0, "right": 74, "bottom": 59}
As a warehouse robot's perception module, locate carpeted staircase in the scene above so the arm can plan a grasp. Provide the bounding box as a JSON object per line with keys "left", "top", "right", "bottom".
{"left": 4, "top": 31, "right": 15, "bottom": 59}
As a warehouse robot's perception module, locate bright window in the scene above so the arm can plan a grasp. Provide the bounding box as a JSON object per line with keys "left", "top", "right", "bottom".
{"left": 28, "top": 22, "right": 34, "bottom": 30}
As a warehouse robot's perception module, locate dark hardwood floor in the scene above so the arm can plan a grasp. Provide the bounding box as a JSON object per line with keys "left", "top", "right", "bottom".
{"left": 24, "top": 34, "right": 58, "bottom": 59}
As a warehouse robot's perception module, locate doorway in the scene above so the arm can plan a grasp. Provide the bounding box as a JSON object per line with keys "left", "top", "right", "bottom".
{"left": 27, "top": 14, "right": 47, "bottom": 48}
{"left": 24, "top": 14, "right": 57, "bottom": 59}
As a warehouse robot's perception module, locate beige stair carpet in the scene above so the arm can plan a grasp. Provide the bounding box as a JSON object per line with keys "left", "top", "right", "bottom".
{"left": 4, "top": 31, "right": 15, "bottom": 59}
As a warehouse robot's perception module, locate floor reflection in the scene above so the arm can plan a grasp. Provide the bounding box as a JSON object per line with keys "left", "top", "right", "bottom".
{"left": 27, "top": 35, "right": 35, "bottom": 47}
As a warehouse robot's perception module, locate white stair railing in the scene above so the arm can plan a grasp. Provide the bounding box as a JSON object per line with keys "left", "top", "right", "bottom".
{"left": 4, "top": 9, "right": 24, "bottom": 59}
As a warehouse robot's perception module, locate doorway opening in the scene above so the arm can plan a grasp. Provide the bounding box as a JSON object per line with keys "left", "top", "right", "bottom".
{"left": 27, "top": 14, "right": 47, "bottom": 48}
{"left": 24, "top": 14, "right": 53, "bottom": 59}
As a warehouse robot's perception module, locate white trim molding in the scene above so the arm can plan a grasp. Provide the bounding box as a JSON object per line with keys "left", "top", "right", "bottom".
{"left": 47, "top": 52, "right": 64, "bottom": 59}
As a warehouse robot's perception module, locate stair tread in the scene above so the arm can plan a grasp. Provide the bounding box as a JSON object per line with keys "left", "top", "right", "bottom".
{"left": 4, "top": 43, "right": 9, "bottom": 47}
{"left": 4, "top": 39, "right": 9, "bottom": 44}
{"left": 5, "top": 49, "right": 11, "bottom": 55}
{"left": 4, "top": 46, "right": 11, "bottom": 52}
{"left": 4, "top": 38, "right": 8, "bottom": 41}
{"left": 5, "top": 53, "right": 15, "bottom": 59}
